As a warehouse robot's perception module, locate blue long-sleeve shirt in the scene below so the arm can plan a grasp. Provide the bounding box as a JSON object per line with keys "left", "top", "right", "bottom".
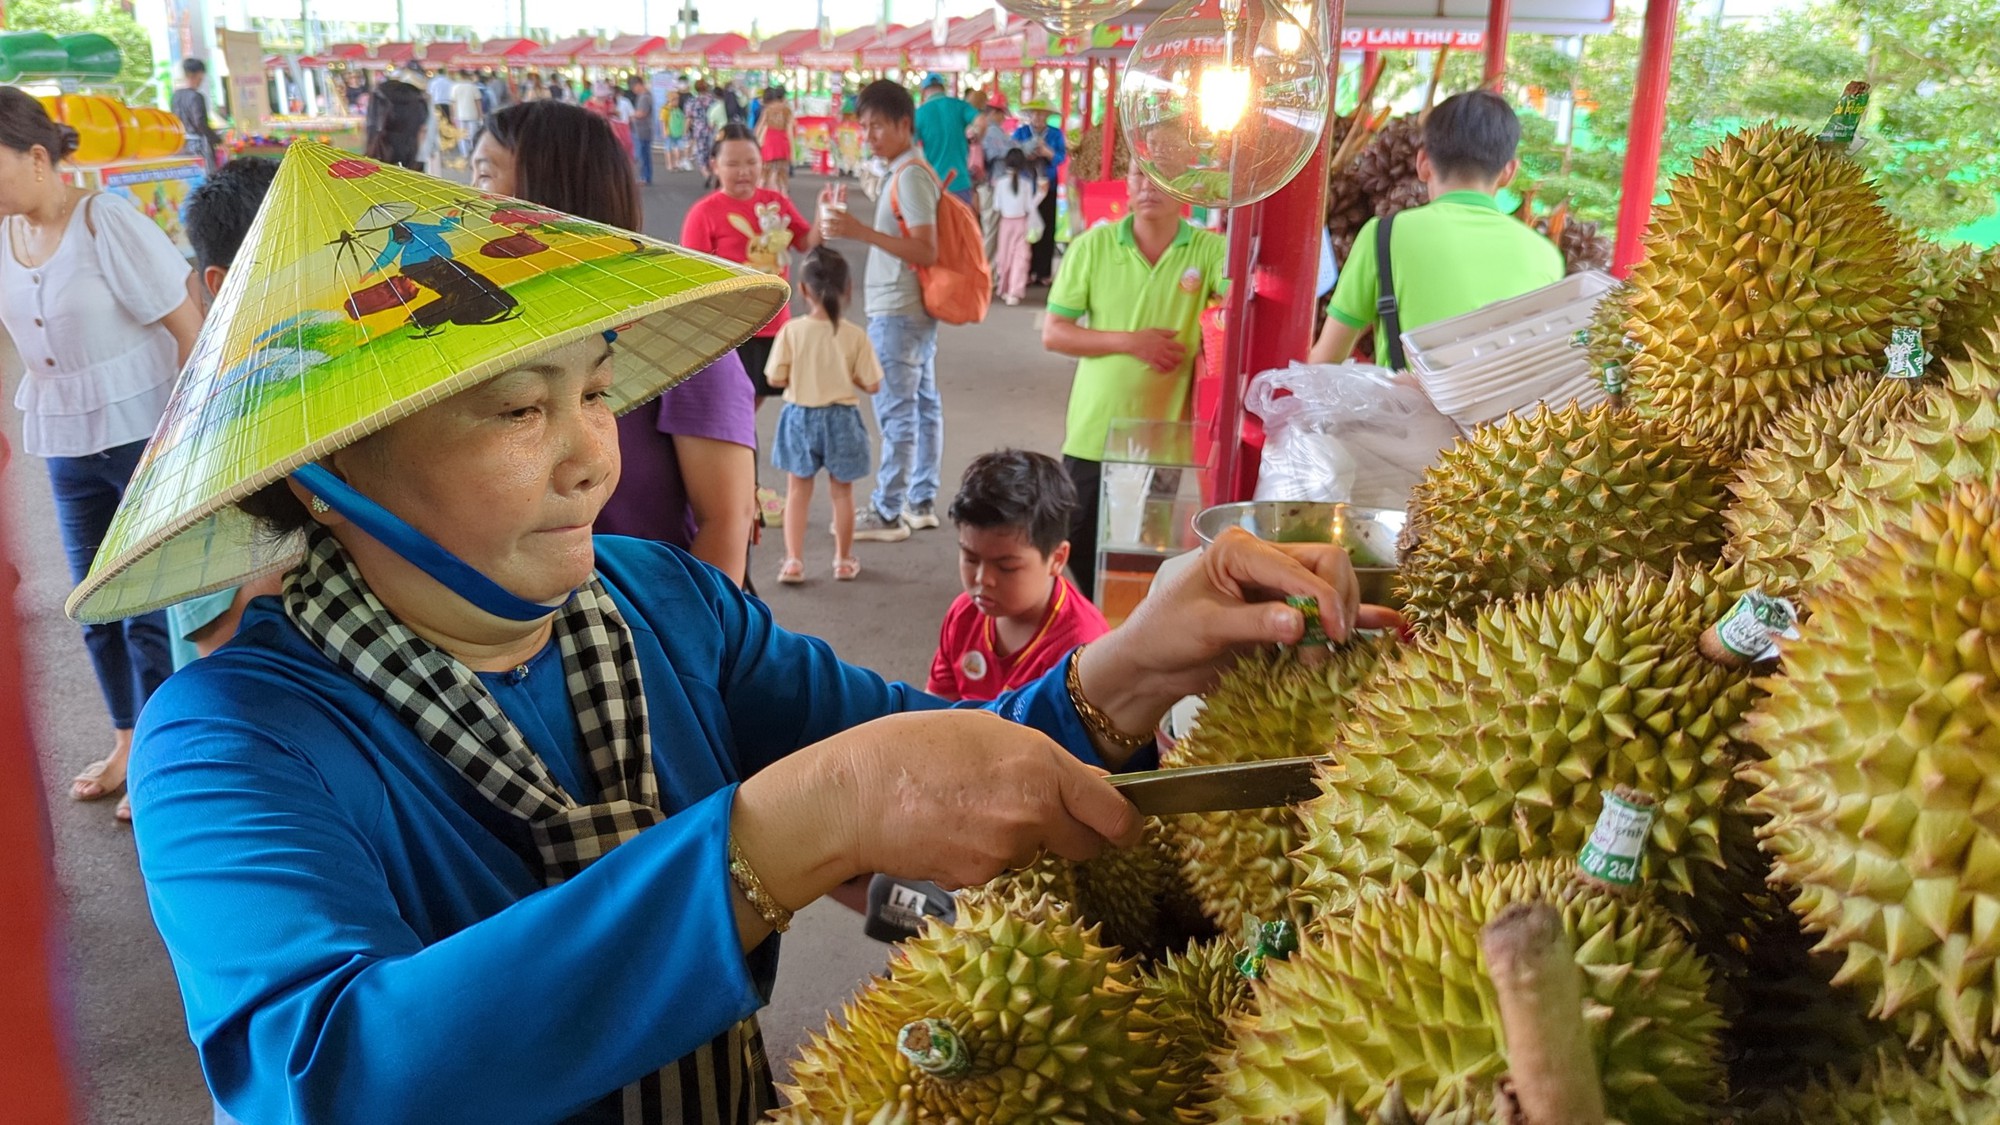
{"left": 1013, "top": 123, "right": 1067, "bottom": 170}
{"left": 131, "top": 536, "right": 1122, "bottom": 1124}
{"left": 369, "top": 214, "right": 465, "bottom": 273}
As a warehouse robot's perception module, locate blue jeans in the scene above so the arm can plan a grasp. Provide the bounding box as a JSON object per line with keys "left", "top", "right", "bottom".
{"left": 46, "top": 439, "right": 172, "bottom": 729}
{"left": 866, "top": 313, "right": 942, "bottom": 520}
{"left": 634, "top": 135, "right": 654, "bottom": 184}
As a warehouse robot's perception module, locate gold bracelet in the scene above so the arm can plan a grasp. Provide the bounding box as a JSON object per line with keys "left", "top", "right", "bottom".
{"left": 1066, "top": 648, "right": 1155, "bottom": 755}
{"left": 727, "top": 833, "right": 794, "bottom": 933}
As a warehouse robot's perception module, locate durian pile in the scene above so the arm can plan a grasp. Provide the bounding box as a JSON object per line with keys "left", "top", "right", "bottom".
{"left": 774, "top": 121, "right": 2000, "bottom": 1124}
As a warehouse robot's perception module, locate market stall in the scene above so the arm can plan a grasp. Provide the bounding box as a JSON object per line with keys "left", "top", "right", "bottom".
{"left": 654, "top": 32, "right": 749, "bottom": 74}
{"left": 577, "top": 35, "right": 668, "bottom": 76}
{"left": 516, "top": 35, "right": 595, "bottom": 76}
{"left": 730, "top": 28, "right": 818, "bottom": 90}
{"left": 450, "top": 38, "right": 542, "bottom": 72}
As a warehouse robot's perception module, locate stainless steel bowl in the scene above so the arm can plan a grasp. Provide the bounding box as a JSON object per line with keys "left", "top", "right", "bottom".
{"left": 1192, "top": 501, "right": 1405, "bottom": 605}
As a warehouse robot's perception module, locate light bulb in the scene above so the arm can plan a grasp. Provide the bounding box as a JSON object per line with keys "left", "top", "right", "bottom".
{"left": 996, "top": 0, "right": 1145, "bottom": 40}
{"left": 1119, "top": 0, "right": 1330, "bottom": 208}
{"left": 1198, "top": 66, "right": 1251, "bottom": 132}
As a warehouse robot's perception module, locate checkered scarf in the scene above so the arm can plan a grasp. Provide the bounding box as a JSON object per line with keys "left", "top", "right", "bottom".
{"left": 283, "top": 529, "right": 773, "bottom": 1124}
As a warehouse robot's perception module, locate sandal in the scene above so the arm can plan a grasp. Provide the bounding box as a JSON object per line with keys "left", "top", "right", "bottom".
{"left": 833, "top": 557, "right": 861, "bottom": 581}
{"left": 778, "top": 557, "right": 806, "bottom": 584}
{"left": 72, "top": 757, "right": 126, "bottom": 802}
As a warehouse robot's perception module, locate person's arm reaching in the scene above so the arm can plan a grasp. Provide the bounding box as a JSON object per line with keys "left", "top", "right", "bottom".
{"left": 1308, "top": 316, "right": 1364, "bottom": 365}
{"left": 818, "top": 176, "right": 939, "bottom": 267}
{"left": 673, "top": 434, "right": 756, "bottom": 585}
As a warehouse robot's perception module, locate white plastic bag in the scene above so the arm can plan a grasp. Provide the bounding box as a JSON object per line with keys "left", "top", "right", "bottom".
{"left": 1245, "top": 362, "right": 1460, "bottom": 510}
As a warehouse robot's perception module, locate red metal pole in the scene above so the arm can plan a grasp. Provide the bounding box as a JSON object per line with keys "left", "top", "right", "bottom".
{"left": 1080, "top": 58, "right": 1096, "bottom": 130}
{"left": 1360, "top": 49, "right": 1382, "bottom": 101}
{"left": 1099, "top": 59, "right": 1119, "bottom": 183}
{"left": 1214, "top": 0, "right": 1345, "bottom": 502}
{"left": 0, "top": 510, "right": 81, "bottom": 1123}
{"left": 1483, "top": 0, "right": 1513, "bottom": 86}
{"left": 1611, "top": 0, "right": 1680, "bottom": 276}
{"left": 1061, "top": 64, "right": 1073, "bottom": 126}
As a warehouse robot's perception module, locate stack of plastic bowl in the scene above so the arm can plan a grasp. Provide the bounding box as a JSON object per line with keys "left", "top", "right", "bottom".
{"left": 1400, "top": 270, "right": 1619, "bottom": 431}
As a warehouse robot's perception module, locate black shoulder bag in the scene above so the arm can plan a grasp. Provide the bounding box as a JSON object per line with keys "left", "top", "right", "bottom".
{"left": 1375, "top": 212, "right": 1407, "bottom": 371}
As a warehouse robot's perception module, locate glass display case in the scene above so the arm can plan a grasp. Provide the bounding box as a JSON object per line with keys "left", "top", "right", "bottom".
{"left": 1095, "top": 418, "right": 1209, "bottom": 626}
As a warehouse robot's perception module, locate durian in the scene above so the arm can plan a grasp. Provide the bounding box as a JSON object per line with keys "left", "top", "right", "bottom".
{"left": 1932, "top": 247, "right": 2000, "bottom": 368}
{"left": 1722, "top": 373, "right": 1933, "bottom": 596}
{"left": 987, "top": 821, "right": 1211, "bottom": 961}
{"left": 1785, "top": 1042, "right": 2000, "bottom": 1125}
{"left": 1742, "top": 482, "right": 2000, "bottom": 1054}
{"left": 1162, "top": 641, "right": 1391, "bottom": 936}
{"left": 1807, "top": 344, "right": 2000, "bottom": 588}
{"left": 1623, "top": 123, "right": 1916, "bottom": 450}
{"left": 1203, "top": 859, "right": 1725, "bottom": 1124}
{"left": 1295, "top": 562, "right": 1759, "bottom": 915}
{"left": 1395, "top": 402, "right": 1734, "bottom": 629}
{"left": 1143, "top": 938, "right": 1254, "bottom": 1122}
{"left": 772, "top": 891, "right": 1187, "bottom": 1123}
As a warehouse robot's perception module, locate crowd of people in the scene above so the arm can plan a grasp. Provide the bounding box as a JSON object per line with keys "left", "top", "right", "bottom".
{"left": 0, "top": 66, "right": 1560, "bottom": 1122}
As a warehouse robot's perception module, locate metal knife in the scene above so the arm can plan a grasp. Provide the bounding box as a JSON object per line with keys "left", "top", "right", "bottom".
{"left": 1110, "top": 756, "right": 1335, "bottom": 816}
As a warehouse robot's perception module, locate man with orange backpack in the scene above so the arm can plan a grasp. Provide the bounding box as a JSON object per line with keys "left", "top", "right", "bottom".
{"left": 819, "top": 79, "right": 989, "bottom": 540}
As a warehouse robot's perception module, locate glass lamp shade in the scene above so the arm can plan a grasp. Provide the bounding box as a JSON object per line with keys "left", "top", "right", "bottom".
{"left": 996, "top": 0, "right": 1146, "bottom": 41}
{"left": 1117, "top": 0, "right": 1331, "bottom": 209}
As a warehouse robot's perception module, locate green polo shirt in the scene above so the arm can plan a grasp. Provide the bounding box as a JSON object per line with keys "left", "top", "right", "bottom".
{"left": 1049, "top": 215, "right": 1228, "bottom": 461}
{"left": 1327, "top": 190, "right": 1566, "bottom": 366}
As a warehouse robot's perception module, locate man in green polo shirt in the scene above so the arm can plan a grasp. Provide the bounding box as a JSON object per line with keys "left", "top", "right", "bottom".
{"left": 1043, "top": 163, "right": 1226, "bottom": 599}
{"left": 1308, "top": 90, "right": 1564, "bottom": 368}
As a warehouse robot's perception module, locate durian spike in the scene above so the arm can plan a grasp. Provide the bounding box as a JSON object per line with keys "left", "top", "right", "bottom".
{"left": 1481, "top": 902, "right": 1608, "bottom": 1125}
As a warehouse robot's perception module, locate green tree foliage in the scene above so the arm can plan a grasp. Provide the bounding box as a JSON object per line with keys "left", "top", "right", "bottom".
{"left": 6, "top": 0, "right": 156, "bottom": 90}
{"left": 1344, "top": 2, "right": 1997, "bottom": 238}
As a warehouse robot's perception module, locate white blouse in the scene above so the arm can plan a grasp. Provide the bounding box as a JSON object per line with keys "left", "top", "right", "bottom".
{"left": 992, "top": 172, "right": 1046, "bottom": 220}
{"left": 1, "top": 192, "right": 189, "bottom": 458}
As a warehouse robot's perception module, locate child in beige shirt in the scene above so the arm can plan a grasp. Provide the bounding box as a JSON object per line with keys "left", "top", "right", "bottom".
{"left": 766, "top": 247, "right": 884, "bottom": 583}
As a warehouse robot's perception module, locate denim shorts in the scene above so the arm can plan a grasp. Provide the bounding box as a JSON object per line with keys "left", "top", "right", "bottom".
{"left": 772, "top": 402, "right": 872, "bottom": 482}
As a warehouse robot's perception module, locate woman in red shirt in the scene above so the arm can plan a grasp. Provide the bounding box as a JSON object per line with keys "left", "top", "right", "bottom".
{"left": 680, "top": 122, "right": 818, "bottom": 411}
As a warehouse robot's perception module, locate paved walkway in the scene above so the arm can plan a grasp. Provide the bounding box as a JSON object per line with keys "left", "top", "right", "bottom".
{"left": 7, "top": 166, "right": 1078, "bottom": 1121}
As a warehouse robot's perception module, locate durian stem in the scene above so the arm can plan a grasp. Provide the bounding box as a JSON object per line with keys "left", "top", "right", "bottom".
{"left": 897, "top": 1018, "right": 972, "bottom": 1079}
{"left": 1480, "top": 903, "right": 1608, "bottom": 1125}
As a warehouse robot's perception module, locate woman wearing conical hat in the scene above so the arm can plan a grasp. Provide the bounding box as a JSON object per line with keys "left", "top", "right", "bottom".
{"left": 79, "top": 146, "right": 1397, "bottom": 1124}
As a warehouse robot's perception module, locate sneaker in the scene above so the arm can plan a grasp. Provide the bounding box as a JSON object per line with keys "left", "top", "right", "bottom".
{"left": 904, "top": 501, "right": 941, "bottom": 530}
{"left": 852, "top": 509, "right": 912, "bottom": 542}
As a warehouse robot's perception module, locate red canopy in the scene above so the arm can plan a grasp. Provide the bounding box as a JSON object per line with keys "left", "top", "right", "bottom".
{"left": 798, "top": 26, "right": 891, "bottom": 71}
{"left": 372, "top": 41, "right": 417, "bottom": 68}
{"left": 860, "top": 23, "right": 935, "bottom": 69}
{"left": 577, "top": 34, "right": 668, "bottom": 67}
{"left": 972, "top": 18, "right": 1050, "bottom": 70}
{"left": 326, "top": 42, "right": 371, "bottom": 62}
{"left": 516, "top": 36, "right": 595, "bottom": 68}
{"left": 909, "top": 15, "right": 1014, "bottom": 72}
{"left": 731, "top": 28, "right": 817, "bottom": 70}
{"left": 655, "top": 32, "right": 749, "bottom": 69}
{"left": 450, "top": 38, "right": 540, "bottom": 68}
{"left": 422, "top": 42, "right": 468, "bottom": 66}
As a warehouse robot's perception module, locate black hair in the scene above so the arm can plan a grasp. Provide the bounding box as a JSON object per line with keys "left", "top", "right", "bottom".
{"left": 183, "top": 157, "right": 278, "bottom": 272}
{"left": 948, "top": 449, "right": 1076, "bottom": 556}
{"left": 763, "top": 85, "right": 785, "bottom": 101}
{"left": 182, "top": 57, "right": 207, "bottom": 76}
{"left": 363, "top": 78, "right": 430, "bottom": 170}
{"left": 1003, "top": 147, "right": 1030, "bottom": 193}
{"left": 0, "top": 87, "right": 78, "bottom": 163}
{"left": 856, "top": 79, "right": 914, "bottom": 125}
{"left": 714, "top": 121, "right": 758, "bottom": 153}
{"left": 1422, "top": 90, "right": 1522, "bottom": 182}
{"left": 799, "top": 246, "right": 850, "bottom": 330}
{"left": 476, "top": 101, "right": 642, "bottom": 231}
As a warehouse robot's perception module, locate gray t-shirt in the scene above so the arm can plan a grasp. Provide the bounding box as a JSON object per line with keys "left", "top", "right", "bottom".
{"left": 865, "top": 149, "right": 940, "bottom": 319}
{"left": 631, "top": 90, "right": 656, "bottom": 138}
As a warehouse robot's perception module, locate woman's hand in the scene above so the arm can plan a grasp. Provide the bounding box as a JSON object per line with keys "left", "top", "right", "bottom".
{"left": 728, "top": 711, "right": 1142, "bottom": 940}
{"left": 1077, "top": 528, "right": 1405, "bottom": 755}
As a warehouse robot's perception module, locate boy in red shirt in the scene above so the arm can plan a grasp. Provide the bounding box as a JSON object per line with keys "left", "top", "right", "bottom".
{"left": 928, "top": 450, "right": 1110, "bottom": 702}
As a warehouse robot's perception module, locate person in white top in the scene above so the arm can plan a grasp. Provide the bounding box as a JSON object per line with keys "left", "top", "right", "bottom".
{"left": 450, "top": 71, "right": 484, "bottom": 156}
{"left": 989, "top": 148, "right": 1048, "bottom": 306}
{"left": 0, "top": 90, "right": 203, "bottom": 819}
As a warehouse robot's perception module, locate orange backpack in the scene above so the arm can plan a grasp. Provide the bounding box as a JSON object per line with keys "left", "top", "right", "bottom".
{"left": 889, "top": 160, "right": 992, "bottom": 326}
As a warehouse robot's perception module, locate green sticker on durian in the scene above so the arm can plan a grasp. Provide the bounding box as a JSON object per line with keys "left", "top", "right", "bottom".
{"left": 1234, "top": 919, "right": 1299, "bottom": 980}
{"left": 898, "top": 1018, "right": 972, "bottom": 1077}
{"left": 1884, "top": 326, "right": 1929, "bottom": 380}
{"left": 1577, "top": 790, "right": 1657, "bottom": 888}
{"left": 1286, "top": 596, "right": 1330, "bottom": 647}
{"left": 1817, "top": 80, "right": 1870, "bottom": 147}
{"left": 1715, "top": 590, "right": 1801, "bottom": 661}
{"left": 1601, "top": 363, "right": 1628, "bottom": 395}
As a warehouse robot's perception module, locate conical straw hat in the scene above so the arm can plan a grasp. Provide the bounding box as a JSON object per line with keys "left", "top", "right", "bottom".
{"left": 67, "top": 142, "right": 789, "bottom": 623}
